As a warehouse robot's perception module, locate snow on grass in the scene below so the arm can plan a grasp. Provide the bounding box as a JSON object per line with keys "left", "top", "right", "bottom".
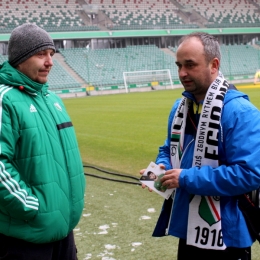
{"left": 73, "top": 227, "right": 82, "bottom": 236}
{"left": 139, "top": 215, "right": 151, "bottom": 220}
{"left": 98, "top": 224, "right": 110, "bottom": 234}
{"left": 75, "top": 232, "right": 83, "bottom": 236}
{"left": 97, "top": 246, "right": 118, "bottom": 259}
{"left": 105, "top": 244, "right": 117, "bottom": 250}
{"left": 83, "top": 213, "right": 91, "bottom": 217}
{"left": 83, "top": 253, "right": 92, "bottom": 260}
{"left": 131, "top": 242, "right": 142, "bottom": 252}
{"left": 132, "top": 242, "right": 142, "bottom": 247}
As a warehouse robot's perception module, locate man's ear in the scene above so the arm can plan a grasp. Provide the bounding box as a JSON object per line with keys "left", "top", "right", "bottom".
{"left": 210, "top": 58, "right": 220, "bottom": 74}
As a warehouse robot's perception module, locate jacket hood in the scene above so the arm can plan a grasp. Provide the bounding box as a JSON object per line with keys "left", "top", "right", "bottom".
{"left": 223, "top": 88, "right": 249, "bottom": 104}
{"left": 0, "top": 61, "right": 49, "bottom": 94}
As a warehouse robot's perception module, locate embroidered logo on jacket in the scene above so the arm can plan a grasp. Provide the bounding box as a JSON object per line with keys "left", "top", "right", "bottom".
{"left": 54, "top": 102, "right": 62, "bottom": 111}
{"left": 30, "top": 104, "right": 37, "bottom": 113}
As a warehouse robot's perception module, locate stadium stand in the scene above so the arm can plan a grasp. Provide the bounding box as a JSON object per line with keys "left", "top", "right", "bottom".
{"left": 220, "top": 44, "right": 260, "bottom": 76}
{"left": 175, "top": 0, "right": 260, "bottom": 28}
{"left": 0, "top": 0, "right": 99, "bottom": 33}
{"left": 81, "top": 0, "right": 260, "bottom": 29}
{"left": 0, "top": 1, "right": 260, "bottom": 94}
{"left": 86, "top": 0, "right": 199, "bottom": 29}
{"left": 1, "top": 0, "right": 259, "bottom": 32}
{"left": 48, "top": 59, "right": 82, "bottom": 89}
{"left": 59, "top": 45, "right": 178, "bottom": 87}
{"left": 59, "top": 43, "right": 260, "bottom": 88}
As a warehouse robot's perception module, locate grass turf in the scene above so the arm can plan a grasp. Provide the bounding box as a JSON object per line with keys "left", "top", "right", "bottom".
{"left": 65, "top": 88, "right": 183, "bottom": 176}
{"left": 64, "top": 85, "right": 260, "bottom": 259}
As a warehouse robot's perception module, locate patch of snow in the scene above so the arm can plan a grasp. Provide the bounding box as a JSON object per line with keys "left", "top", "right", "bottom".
{"left": 132, "top": 242, "right": 142, "bottom": 247}
{"left": 83, "top": 213, "right": 91, "bottom": 217}
{"left": 98, "top": 230, "right": 108, "bottom": 234}
{"left": 98, "top": 224, "right": 110, "bottom": 234}
{"left": 83, "top": 253, "right": 92, "bottom": 259}
{"left": 105, "top": 244, "right": 116, "bottom": 250}
{"left": 139, "top": 215, "right": 151, "bottom": 220}
{"left": 99, "top": 224, "right": 110, "bottom": 230}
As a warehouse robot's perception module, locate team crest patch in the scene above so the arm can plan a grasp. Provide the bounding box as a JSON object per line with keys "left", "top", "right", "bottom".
{"left": 54, "top": 102, "right": 62, "bottom": 111}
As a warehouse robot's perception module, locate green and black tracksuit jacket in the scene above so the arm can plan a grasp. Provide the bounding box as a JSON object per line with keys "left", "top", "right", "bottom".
{"left": 0, "top": 61, "right": 85, "bottom": 243}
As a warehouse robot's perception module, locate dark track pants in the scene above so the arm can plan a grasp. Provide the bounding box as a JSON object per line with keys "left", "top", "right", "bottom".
{"left": 0, "top": 231, "right": 77, "bottom": 260}
{"left": 177, "top": 239, "right": 251, "bottom": 260}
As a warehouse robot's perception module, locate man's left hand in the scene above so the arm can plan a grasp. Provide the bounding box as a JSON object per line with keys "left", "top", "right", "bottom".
{"left": 161, "top": 169, "right": 182, "bottom": 189}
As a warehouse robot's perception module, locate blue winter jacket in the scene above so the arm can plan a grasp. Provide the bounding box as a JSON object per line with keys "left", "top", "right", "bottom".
{"left": 153, "top": 88, "right": 260, "bottom": 248}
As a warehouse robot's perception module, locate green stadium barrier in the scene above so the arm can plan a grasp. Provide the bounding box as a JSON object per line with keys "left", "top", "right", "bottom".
{"left": 227, "top": 75, "right": 254, "bottom": 81}
{"left": 129, "top": 83, "right": 151, "bottom": 88}
{"left": 52, "top": 88, "right": 86, "bottom": 94}
{"left": 94, "top": 80, "right": 184, "bottom": 91}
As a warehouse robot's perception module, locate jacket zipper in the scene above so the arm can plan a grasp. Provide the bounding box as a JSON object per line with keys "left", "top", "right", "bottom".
{"left": 41, "top": 92, "right": 73, "bottom": 225}
{"left": 165, "top": 138, "right": 195, "bottom": 235}
{"left": 165, "top": 190, "right": 176, "bottom": 235}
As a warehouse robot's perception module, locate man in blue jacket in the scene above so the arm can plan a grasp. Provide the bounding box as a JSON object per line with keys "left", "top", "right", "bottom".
{"left": 140, "top": 32, "right": 260, "bottom": 260}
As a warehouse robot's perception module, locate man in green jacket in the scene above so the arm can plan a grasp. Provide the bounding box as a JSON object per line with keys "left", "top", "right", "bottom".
{"left": 0, "top": 23, "right": 86, "bottom": 260}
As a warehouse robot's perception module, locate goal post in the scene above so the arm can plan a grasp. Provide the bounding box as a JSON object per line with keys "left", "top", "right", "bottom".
{"left": 123, "top": 69, "right": 173, "bottom": 93}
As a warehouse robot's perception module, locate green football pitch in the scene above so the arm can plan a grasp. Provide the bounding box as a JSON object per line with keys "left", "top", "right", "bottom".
{"left": 63, "top": 85, "right": 260, "bottom": 260}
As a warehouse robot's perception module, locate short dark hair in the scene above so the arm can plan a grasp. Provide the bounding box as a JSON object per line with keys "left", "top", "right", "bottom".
{"left": 178, "top": 32, "right": 221, "bottom": 65}
{"left": 147, "top": 171, "right": 154, "bottom": 177}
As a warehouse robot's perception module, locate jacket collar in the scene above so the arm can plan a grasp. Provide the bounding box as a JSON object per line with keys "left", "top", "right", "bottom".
{"left": 0, "top": 61, "right": 49, "bottom": 95}
{"left": 181, "top": 85, "right": 249, "bottom": 105}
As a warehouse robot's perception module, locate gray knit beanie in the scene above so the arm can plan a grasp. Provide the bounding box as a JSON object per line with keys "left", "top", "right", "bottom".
{"left": 8, "top": 23, "right": 56, "bottom": 67}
